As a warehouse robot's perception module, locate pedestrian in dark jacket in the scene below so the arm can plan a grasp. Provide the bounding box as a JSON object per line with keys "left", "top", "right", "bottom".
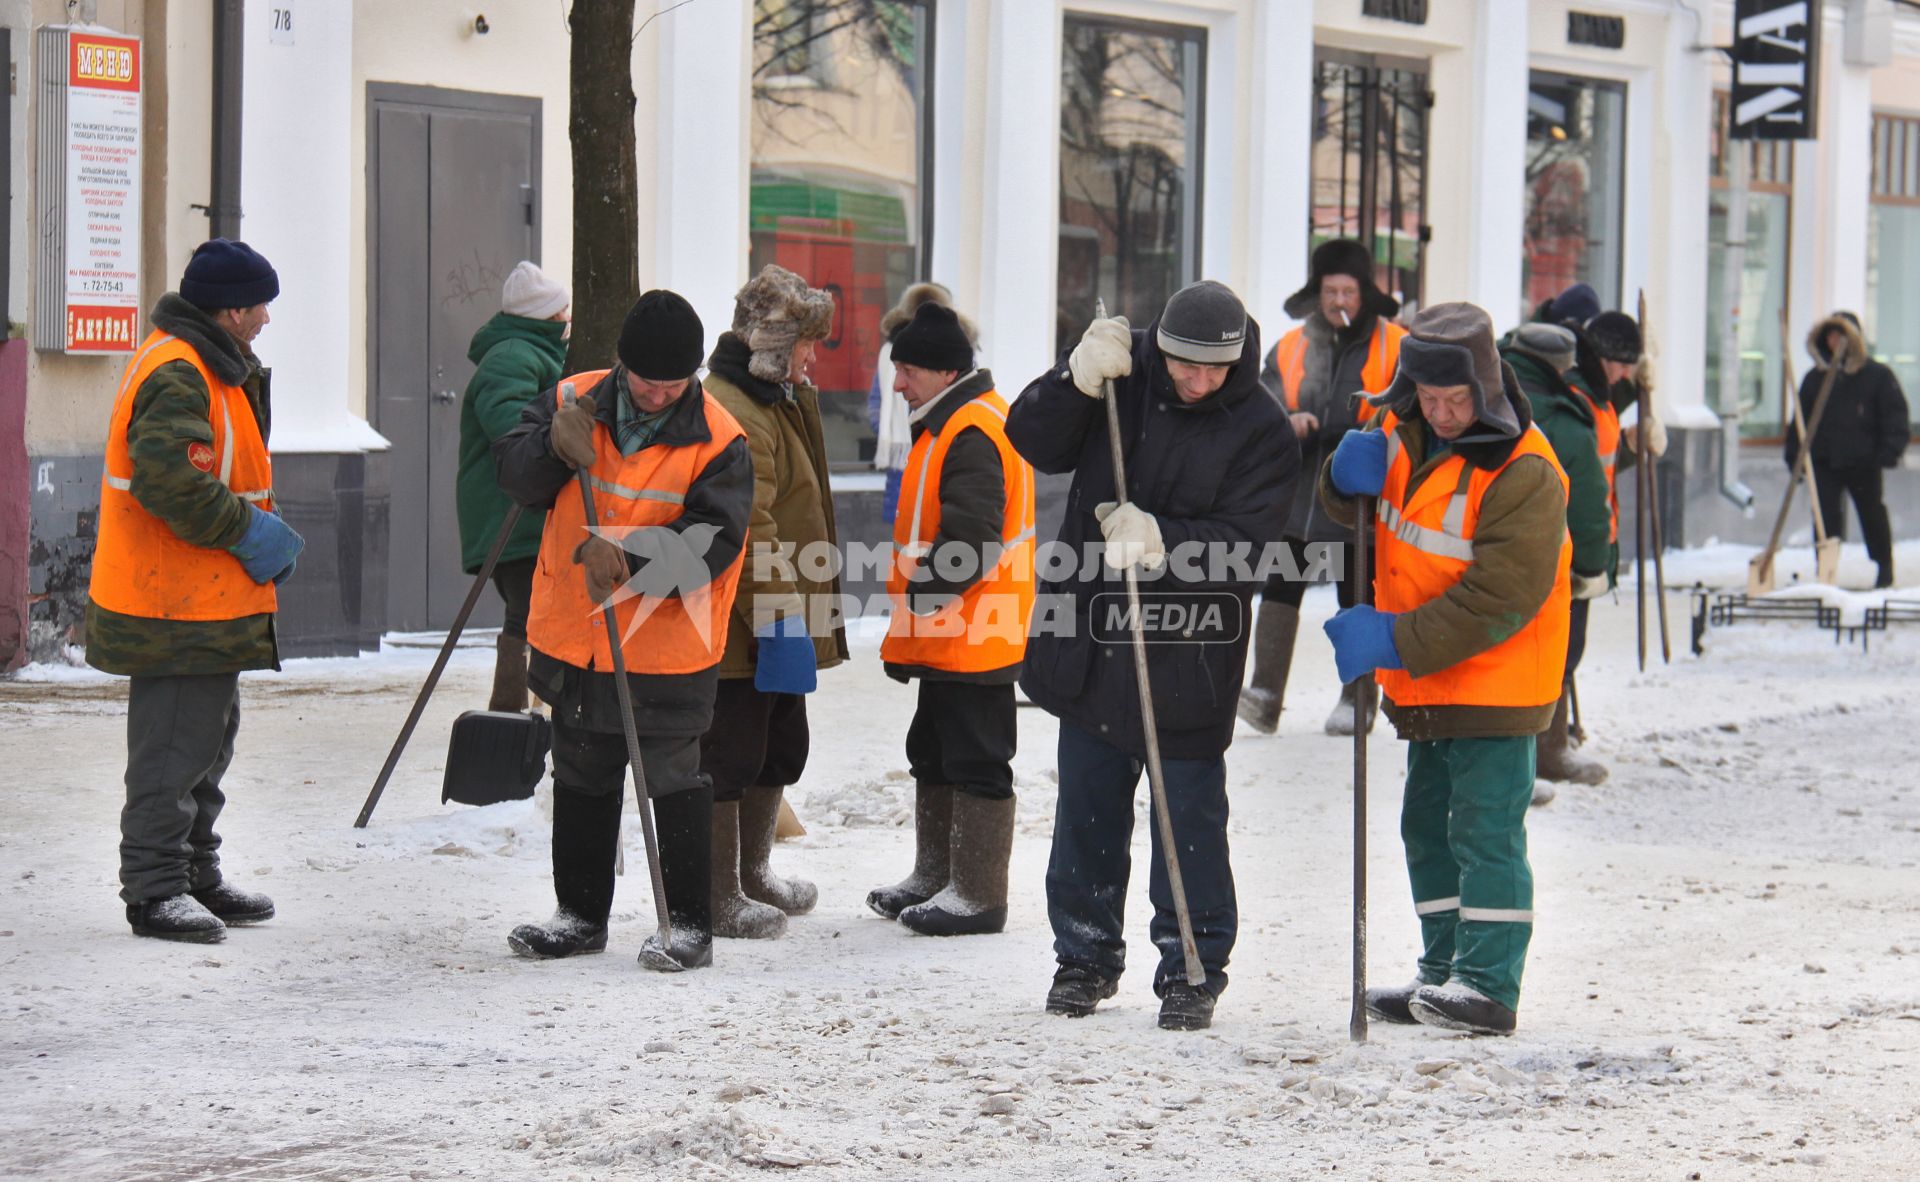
{"left": 494, "top": 291, "right": 754, "bottom": 972}
{"left": 1244, "top": 239, "right": 1404, "bottom": 736}
{"left": 699, "top": 264, "right": 846, "bottom": 941}
{"left": 455, "top": 260, "right": 570, "bottom": 712}
{"left": 1785, "top": 312, "right": 1911, "bottom": 588}
{"left": 1008, "top": 280, "right": 1293, "bottom": 1032}
{"left": 88, "top": 239, "right": 293, "bottom": 943}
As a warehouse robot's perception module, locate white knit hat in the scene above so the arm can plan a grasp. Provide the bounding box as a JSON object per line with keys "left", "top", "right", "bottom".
{"left": 501, "top": 260, "right": 570, "bottom": 320}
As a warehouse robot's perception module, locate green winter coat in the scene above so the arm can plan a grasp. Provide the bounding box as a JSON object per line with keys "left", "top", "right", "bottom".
{"left": 1501, "top": 343, "right": 1612, "bottom": 579}
{"left": 456, "top": 313, "right": 567, "bottom": 573}
{"left": 85, "top": 294, "right": 280, "bottom": 678}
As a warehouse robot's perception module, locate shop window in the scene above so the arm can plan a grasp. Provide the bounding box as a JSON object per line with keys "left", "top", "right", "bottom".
{"left": 1057, "top": 15, "right": 1205, "bottom": 353}
{"left": 1706, "top": 91, "right": 1794, "bottom": 442}
{"left": 750, "top": 0, "right": 931, "bottom": 467}
{"left": 1309, "top": 49, "right": 1429, "bottom": 315}
{"left": 1867, "top": 112, "right": 1920, "bottom": 433}
{"left": 1521, "top": 71, "right": 1626, "bottom": 322}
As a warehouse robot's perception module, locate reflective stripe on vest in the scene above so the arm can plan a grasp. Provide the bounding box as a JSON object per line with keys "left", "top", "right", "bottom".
{"left": 525, "top": 371, "right": 747, "bottom": 676}
{"left": 1370, "top": 412, "right": 1572, "bottom": 710}
{"left": 881, "top": 387, "right": 1038, "bottom": 673}
{"left": 88, "top": 330, "right": 278, "bottom": 622}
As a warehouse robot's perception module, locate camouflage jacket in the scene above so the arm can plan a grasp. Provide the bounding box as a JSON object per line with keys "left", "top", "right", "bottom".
{"left": 85, "top": 294, "right": 280, "bottom": 677}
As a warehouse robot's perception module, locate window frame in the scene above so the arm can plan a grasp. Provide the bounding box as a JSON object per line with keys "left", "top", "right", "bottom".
{"left": 1521, "top": 68, "right": 1629, "bottom": 318}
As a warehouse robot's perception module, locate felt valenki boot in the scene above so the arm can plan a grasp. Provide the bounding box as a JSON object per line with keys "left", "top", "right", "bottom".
{"left": 710, "top": 800, "right": 788, "bottom": 939}
{"left": 739, "top": 785, "right": 817, "bottom": 915}
{"left": 898, "top": 793, "right": 1013, "bottom": 937}
{"left": 1237, "top": 603, "right": 1299, "bottom": 734}
{"left": 867, "top": 782, "right": 953, "bottom": 919}
{"left": 1534, "top": 688, "right": 1606, "bottom": 785}
{"left": 639, "top": 786, "right": 716, "bottom": 972}
{"left": 489, "top": 633, "right": 530, "bottom": 713}
{"left": 509, "top": 784, "right": 620, "bottom": 958}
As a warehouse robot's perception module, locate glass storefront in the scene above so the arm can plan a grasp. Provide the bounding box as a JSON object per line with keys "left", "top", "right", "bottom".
{"left": 749, "top": 0, "right": 930, "bottom": 466}
{"left": 1868, "top": 112, "right": 1920, "bottom": 429}
{"left": 1309, "top": 50, "right": 1429, "bottom": 315}
{"left": 1521, "top": 71, "right": 1626, "bottom": 323}
{"left": 1705, "top": 92, "right": 1794, "bottom": 441}
{"left": 1056, "top": 15, "right": 1205, "bottom": 353}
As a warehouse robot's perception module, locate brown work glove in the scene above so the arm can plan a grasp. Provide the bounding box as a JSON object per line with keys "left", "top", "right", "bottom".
{"left": 572, "top": 533, "right": 629, "bottom": 604}
{"left": 549, "top": 393, "right": 599, "bottom": 468}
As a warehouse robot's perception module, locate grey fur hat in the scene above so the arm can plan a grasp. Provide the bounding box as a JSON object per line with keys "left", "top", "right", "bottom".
{"left": 731, "top": 264, "right": 836, "bottom": 383}
{"left": 1368, "top": 302, "right": 1521, "bottom": 438}
{"left": 880, "top": 281, "right": 980, "bottom": 343}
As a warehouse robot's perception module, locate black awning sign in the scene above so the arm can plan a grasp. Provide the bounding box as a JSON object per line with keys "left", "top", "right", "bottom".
{"left": 1731, "top": 0, "right": 1821, "bottom": 141}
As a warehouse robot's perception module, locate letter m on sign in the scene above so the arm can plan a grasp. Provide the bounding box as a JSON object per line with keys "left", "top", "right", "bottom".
{"left": 1730, "top": 0, "right": 1819, "bottom": 141}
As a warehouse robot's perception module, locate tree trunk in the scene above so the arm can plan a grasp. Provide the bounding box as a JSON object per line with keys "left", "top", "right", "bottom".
{"left": 565, "top": 0, "right": 641, "bottom": 375}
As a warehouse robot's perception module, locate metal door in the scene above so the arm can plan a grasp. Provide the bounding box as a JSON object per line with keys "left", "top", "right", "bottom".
{"left": 368, "top": 86, "right": 539, "bottom": 633}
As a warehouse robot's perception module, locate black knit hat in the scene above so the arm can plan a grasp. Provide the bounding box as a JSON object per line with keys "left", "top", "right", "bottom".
{"left": 618, "top": 290, "right": 705, "bottom": 380}
{"left": 1283, "top": 238, "right": 1399, "bottom": 321}
{"left": 888, "top": 301, "right": 974, "bottom": 373}
{"left": 1156, "top": 280, "right": 1248, "bottom": 364}
{"left": 1584, "top": 311, "right": 1642, "bottom": 364}
{"left": 180, "top": 239, "right": 279, "bottom": 311}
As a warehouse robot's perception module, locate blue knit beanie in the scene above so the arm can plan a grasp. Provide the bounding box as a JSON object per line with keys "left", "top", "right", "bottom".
{"left": 1546, "top": 282, "right": 1601, "bottom": 328}
{"left": 180, "top": 239, "right": 280, "bottom": 311}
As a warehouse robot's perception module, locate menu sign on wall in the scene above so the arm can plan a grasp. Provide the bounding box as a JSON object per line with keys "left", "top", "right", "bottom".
{"left": 62, "top": 31, "right": 143, "bottom": 352}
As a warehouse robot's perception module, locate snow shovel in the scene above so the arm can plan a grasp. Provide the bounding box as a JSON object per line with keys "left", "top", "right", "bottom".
{"left": 1094, "top": 300, "right": 1205, "bottom": 990}
{"left": 1749, "top": 334, "right": 1844, "bottom": 594}
{"left": 562, "top": 382, "right": 675, "bottom": 953}
{"left": 355, "top": 505, "right": 532, "bottom": 828}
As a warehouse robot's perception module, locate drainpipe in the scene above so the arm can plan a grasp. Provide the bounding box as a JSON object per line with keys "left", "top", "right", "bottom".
{"left": 208, "top": 0, "right": 243, "bottom": 239}
{"left": 1715, "top": 141, "right": 1755, "bottom": 510}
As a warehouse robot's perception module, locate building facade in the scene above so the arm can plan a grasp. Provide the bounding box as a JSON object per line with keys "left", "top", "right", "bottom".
{"left": 5, "top": 0, "right": 1917, "bottom": 669}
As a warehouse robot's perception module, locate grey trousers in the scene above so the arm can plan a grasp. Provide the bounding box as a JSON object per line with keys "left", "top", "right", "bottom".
{"left": 119, "top": 673, "right": 242, "bottom": 904}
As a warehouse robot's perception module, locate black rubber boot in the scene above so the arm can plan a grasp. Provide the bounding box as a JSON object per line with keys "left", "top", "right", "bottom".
{"left": 1045, "top": 964, "right": 1120, "bottom": 1018}
{"left": 127, "top": 894, "right": 226, "bottom": 944}
{"left": 1409, "top": 982, "right": 1518, "bottom": 1036}
{"left": 191, "top": 880, "right": 275, "bottom": 925}
{"left": 1364, "top": 978, "right": 1434, "bottom": 1025}
{"left": 898, "top": 793, "right": 1013, "bottom": 937}
{"left": 1237, "top": 603, "right": 1299, "bottom": 734}
{"left": 867, "top": 783, "right": 953, "bottom": 919}
{"left": 638, "top": 785, "right": 715, "bottom": 972}
{"left": 1157, "top": 982, "right": 1216, "bottom": 1031}
{"left": 509, "top": 783, "right": 619, "bottom": 959}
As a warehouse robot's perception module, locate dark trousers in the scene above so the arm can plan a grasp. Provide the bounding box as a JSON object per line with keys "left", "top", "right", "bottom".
{"left": 491, "top": 557, "right": 536, "bottom": 640}
{"left": 1261, "top": 537, "right": 1363, "bottom": 610}
{"left": 1812, "top": 461, "right": 1894, "bottom": 569}
{"left": 1563, "top": 597, "right": 1591, "bottom": 681}
{"left": 1045, "top": 721, "right": 1237, "bottom": 996}
{"left": 120, "top": 673, "right": 242, "bottom": 904}
{"left": 548, "top": 717, "right": 711, "bottom": 932}
{"left": 905, "top": 679, "right": 1016, "bottom": 800}
{"left": 699, "top": 679, "right": 810, "bottom": 803}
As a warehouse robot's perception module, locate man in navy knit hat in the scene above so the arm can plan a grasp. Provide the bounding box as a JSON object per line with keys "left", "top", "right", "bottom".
{"left": 88, "top": 238, "right": 296, "bottom": 943}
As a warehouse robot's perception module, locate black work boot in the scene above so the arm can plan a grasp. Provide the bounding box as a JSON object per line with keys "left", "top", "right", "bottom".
{"left": 867, "top": 783, "right": 953, "bottom": 919}
{"left": 898, "top": 792, "right": 1014, "bottom": 937}
{"left": 1364, "top": 978, "right": 1434, "bottom": 1026}
{"left": 1237, "top": 603, "right": 1299, "bottom": 734}
{"left": 739, "top": 785, "right": 817, "bottom": 916}
{"left": 1409, "top": 982, "right": 1518, "bottom": 1036}
{"left": 191, "top": 880, "right": 275, "bottom": 925}
{"left": 127, "top": 894, "right": 226, "bottom": 944}
{"left": 1045, "top": 964, "right": 1120, "bottom": 1018}
{"left": 638, "top": 785, "right": 715, "bottom": 973}
{"left": 509, "top": 783, "right": 619, "bottom": 959}
{"left": 1157, "top": 981, "right": 1216, "bottom": 1031}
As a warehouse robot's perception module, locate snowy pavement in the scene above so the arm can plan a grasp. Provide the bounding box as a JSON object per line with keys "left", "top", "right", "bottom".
{"left": 5, "top": 541, "right": 1920, "bottom": 1180}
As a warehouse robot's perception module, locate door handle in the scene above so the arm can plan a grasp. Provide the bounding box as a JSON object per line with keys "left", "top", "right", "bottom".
{"left": 433, "top": 389, "right": 459, "bottom": 405}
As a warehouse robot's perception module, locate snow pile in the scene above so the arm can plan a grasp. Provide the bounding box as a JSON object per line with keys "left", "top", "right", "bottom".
{"left": 513, "top": 1099, "right": 836, "bottom": 1173}
{"left": 346, "top": 795, "right": 552, "bottom": 864}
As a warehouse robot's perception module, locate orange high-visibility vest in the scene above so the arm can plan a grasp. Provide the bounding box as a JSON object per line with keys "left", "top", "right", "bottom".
{"left": 882, "top": 387, "right": 1037, "bottom": 672}
{"left": 526, "top": 372, "right": 746, "bottom": 676}
{"left": 1590, "top": 398, "right": 1621, "bottom": 544}
{"left": 1370, "top": 412, "right": 1572, "bottom": 709}
{"left": 1269, "top": 319, "right": 1406, "bottom": 424}
{"left": 89, "top": 330, "right": 277, "bottom": 621}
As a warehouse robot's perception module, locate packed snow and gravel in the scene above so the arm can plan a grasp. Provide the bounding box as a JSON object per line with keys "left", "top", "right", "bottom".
{"left": 4, "top": 541, "right": 1919, "bottom": 1179}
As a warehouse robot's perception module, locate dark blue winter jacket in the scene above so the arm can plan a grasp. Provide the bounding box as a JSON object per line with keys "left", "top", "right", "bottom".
{"left": 1006, "top": 315, "right": 1296, "bottom": 761}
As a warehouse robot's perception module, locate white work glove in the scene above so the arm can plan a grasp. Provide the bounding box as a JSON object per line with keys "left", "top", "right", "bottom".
{"left": 1638, "top": 412, "right": 1668, "bottom": 459}
{"left": 1068, "top": 317, "right": 1133, "bottom": 398}
{"left": 1094, "top": 501, "right": 1164, "bottom": 572}
{"left": 1570, "top": 571, "right": 1609, "bottom": 601}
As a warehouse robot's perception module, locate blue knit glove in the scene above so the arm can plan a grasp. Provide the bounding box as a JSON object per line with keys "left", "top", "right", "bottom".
{"left": 1329, "top": 429, "right": 1388, "bottom": 497}
{"left": 228, "top": 505, "right": 305, "bottom": 585}
{"left": 753, "top": 614, "right": 817, "bottom": 695}
{"left": 1323, "top": 605, "right": 1403, "bottom": 685}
